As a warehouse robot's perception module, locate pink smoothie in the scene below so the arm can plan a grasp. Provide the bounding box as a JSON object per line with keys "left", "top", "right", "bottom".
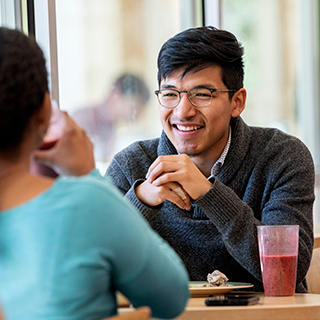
{"left": 30, "top": 138, "right": 59, "bottom": 178}
{"left": 260, "top": 254, "right": 297, "bottom": 296}
{"left": 30, "top": 104, "right": 64, "bottom": 177}
{"left": 40, "top": 138, "right": 58, "bottom": 150}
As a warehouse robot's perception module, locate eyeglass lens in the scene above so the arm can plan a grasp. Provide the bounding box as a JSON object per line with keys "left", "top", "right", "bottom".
{"left": 158, "top": 88, "right": 212, "bottom": 108}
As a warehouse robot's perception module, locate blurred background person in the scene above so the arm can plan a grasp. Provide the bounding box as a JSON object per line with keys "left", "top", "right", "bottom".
{"left": 72, "top": 73, "right": 150, "bottom": 165}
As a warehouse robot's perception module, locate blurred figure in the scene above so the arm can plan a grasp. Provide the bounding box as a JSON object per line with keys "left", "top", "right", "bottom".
{"left": 0, "top": 27, "right": 189, "bottom": 320}
{"left": 72, "top": 73, "right": 150, "bottom": 162}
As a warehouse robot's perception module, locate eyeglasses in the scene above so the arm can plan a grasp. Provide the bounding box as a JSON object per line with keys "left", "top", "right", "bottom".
{"left": 155, "top": 87, "right": 237, "bottom": 109}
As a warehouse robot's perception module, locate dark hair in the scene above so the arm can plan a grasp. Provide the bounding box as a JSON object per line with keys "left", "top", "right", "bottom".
{"left": 114, "top": 73, "right": 150, "bottom": 104}
{"left": 157, "top": 26, "right": 244, "bottom": 100}
{"left": 0, "top": 27, "right": 48, "bottom": 155}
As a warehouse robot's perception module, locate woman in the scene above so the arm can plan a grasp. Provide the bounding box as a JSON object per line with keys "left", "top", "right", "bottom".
{"left": 0, "top": 27, "right": 189, "bottom": 320}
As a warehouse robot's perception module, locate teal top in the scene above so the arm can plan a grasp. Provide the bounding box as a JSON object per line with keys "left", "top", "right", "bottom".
{"left": 0, "top": 170, "right": 189, "bottom": 320}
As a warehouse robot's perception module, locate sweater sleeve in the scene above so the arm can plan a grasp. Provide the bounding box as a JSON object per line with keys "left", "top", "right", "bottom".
{"left": 195, "top": 137, "right": 314, "bottom": 291}
{"left": 106, "top": 156, "right": 162, "bottom": 222}
{"left": 83, "top": 174, "right": 190, "bottom": 319}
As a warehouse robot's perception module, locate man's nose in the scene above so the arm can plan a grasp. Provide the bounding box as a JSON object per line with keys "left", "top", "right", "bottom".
{"left": 174, "top": 93, "right": 197, "bottom": 118}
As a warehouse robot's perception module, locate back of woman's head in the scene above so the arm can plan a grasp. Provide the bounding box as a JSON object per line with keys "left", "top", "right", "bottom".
{"left": 0, "top": 27, "right": 48, "bottom": 155}
{"left": 157, "top": 26, "right": 244, "bottom": 96}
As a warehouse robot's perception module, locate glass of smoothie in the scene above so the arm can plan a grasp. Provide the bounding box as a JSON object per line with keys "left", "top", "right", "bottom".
{"left": 257, "top": 225, "right": 299, "bottom": 296}
{"left": 30, "top": 100, "right": 64, "bottom": 177}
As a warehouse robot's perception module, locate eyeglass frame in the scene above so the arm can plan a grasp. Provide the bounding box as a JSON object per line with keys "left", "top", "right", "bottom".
{"left": 154, "top": 87, "right": 238, "bottom": 108}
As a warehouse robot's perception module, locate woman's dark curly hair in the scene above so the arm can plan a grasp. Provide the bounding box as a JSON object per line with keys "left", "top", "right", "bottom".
{"left": 0, "top": 27, "right": 48, "bottom": 155}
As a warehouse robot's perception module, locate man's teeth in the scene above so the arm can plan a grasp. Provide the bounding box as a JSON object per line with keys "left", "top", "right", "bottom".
{"left": 176, "top": 125, "right": 201, "bottom": 132}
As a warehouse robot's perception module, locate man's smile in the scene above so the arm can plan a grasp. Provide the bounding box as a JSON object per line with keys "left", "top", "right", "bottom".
{"left": 173, "top": 124, "right": 204, "bottom": 132}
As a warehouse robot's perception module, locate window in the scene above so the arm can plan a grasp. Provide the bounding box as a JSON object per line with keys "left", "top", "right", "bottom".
{"left": 54, "top": 0, "right": 198, "bottom": 174}
{"left": 218, "top": 0, "right": 320, "bottom": 223}
{"left": 219, "top": 0, "right": 320, "bottom": 154}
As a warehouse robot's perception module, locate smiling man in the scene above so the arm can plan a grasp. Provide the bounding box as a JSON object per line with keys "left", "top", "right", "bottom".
{"left": 106, "top": 26, "right": 315, "bottom": 293}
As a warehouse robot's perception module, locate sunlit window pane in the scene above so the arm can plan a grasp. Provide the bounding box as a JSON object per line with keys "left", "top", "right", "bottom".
{"left": 221, "top": 0, "right": 299, "bottom": 134}
{"left": 55, "top": 0, "right": 191, "bottom": 174}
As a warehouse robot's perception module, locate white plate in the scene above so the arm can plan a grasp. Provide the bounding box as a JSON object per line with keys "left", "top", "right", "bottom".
{"left": 189, "top": 281, "right": 254, "bottom": 297}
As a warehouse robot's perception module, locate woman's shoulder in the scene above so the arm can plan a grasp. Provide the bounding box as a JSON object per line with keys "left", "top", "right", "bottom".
{"left": 55, "top": 169, "right": 127, "bottom": 203}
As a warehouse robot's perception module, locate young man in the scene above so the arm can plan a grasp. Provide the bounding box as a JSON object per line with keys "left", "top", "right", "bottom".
{"left": 106, "top": 26, "right": 315, "bottom": 292}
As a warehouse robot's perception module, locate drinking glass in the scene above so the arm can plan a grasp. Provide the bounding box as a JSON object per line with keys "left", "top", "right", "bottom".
{"left": 30, "top": 100, "right": 64, "bottom": 177}
{"left": 257, "top": 225, "right": 299, "bottom": 296}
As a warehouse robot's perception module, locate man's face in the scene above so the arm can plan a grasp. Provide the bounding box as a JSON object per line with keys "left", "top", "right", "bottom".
{"left": 158, "top": 65, "right": 245, "bottom": 162}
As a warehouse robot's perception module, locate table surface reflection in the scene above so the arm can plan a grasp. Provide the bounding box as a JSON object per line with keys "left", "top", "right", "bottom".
{"left": 118, "top": 292, "right": 320, "bottom": 320}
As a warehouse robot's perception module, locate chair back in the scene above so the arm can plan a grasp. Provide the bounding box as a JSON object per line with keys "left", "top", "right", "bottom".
{"left": 306, "top": 247, "right": 320, "bottom": 293}
{"left": 102, "top": 306, "right": 151, "bottom": 320}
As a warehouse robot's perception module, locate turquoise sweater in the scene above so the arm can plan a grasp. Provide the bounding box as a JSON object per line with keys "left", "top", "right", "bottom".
{"left": 0, "top": 170, "right": 189, "bottom": 320}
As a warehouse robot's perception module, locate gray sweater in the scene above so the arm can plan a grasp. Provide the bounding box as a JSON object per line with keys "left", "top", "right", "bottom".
{"left": 106, "top": 116, "right": 315, "bottom": 292}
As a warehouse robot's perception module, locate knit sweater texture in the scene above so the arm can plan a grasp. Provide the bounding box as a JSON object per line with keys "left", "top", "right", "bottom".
{"left": 106, "top": 116, "right": 315, "bottom": 292}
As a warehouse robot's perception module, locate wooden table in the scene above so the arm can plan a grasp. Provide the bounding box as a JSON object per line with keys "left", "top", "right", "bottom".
{"left": 118, "top": 293, "right": 320, "bottom": 320}
{"left": 176, "top": 293, "right": 320, "bottom": 320}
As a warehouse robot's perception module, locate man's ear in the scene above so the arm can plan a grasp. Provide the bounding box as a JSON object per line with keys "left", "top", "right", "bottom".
{"left": 231, "top": 88, "right": 246, "bottom": 117}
